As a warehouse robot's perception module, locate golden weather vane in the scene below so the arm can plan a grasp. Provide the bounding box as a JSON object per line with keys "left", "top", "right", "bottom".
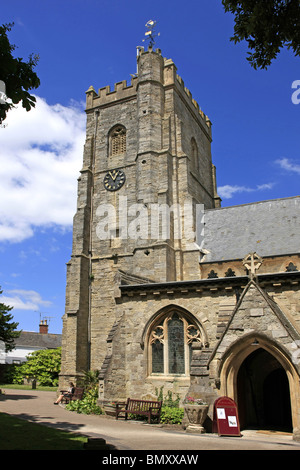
{"left": 142, "top": 20, "right": 160, "bottom": 47}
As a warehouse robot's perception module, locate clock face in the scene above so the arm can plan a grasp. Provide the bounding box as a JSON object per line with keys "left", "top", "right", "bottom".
{"left": 103, "top": 169, "right": 126, "bottom": 191}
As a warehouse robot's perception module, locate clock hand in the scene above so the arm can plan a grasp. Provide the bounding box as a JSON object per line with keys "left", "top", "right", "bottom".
{"left": 109, "top": 171, "right": 117, "bottom": 181}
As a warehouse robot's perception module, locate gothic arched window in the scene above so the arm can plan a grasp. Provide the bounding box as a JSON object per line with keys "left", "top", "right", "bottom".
{"left": 109, "top": 125, "right": 126, "bottom": 156}
{"left": 148, "top": 310, "right": 203, "bottom": 376}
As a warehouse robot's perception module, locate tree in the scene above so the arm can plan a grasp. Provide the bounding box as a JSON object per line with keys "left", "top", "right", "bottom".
{"left": 0, "top": 287, "right": 20, "bottom": 352}
{"left": 21, "top": 348, "right": 61, "bottom": 386}
{"left": 222, "top": 0, "right": 300, "bottom": 69}
{"left": 0, "top": 22, "right": 40, "bottom": 123}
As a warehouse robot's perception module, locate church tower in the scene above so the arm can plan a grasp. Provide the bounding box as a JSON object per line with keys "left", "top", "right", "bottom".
{"left": 59, "top": 43, "right": 300, "bottom": 441}
{"left": 60, "top": 45, "right": 220, "bottom": 385}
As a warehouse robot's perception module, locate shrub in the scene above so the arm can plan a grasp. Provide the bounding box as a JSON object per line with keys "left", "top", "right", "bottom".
{"left": 2, "top": 348, "right": 61, "bottom": 386}
{"left": 155, "top": 386, "right": 180, "bottom": 408}
{"left": 21, "top": 348, "right": 61, "bottom": 386}
{"left": 66, "top": 387, "right": 103, "bottom": 415}
{"left": 160, "top": 406, "right": 184, "bottom": 425}
{"left": 154, "top": 386, "right": 184, "bottom": 424}
{"left": 129, "top": 405, "right": 184, "bottom": 425}
{"left": 66, "top": 372, "right": 103, "bottom": 415}
{"left": 2, "top": 363, "right": 24, "bottom": 384}
{"left": 162, "top": 390, "right": 180, "bottom": 408}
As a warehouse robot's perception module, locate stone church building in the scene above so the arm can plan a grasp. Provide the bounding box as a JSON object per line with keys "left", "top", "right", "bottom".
{"left": 59, "top": 45, "right": 300, "bottom": 439}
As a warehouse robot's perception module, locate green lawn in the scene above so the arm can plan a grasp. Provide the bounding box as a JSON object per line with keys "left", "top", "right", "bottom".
{"left": 0, "top": 383, "right": 56, "bottom": 391}
{"left": 0, "top": 412, "right": 88, "bottom": 450}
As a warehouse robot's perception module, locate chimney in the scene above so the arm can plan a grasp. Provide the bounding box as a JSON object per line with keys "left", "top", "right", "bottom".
{"left": 39, "top": 319, "right": 49, "bottom": 334}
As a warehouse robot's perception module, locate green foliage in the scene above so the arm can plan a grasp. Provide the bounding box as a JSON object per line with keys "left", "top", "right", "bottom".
{"left": 66, "top": 369, "right": 102, "bottom": 415}
{"left": 2, "top": 363, "right": 24, "bottom": 384}
{"left": 0, "top": 22, "right": 40, "bottom": 122}
{"left": 153, "top": 386, "right": 184, "bottom": 424}
{"left": 82, "top": 369, "right": 100, "bottom": 390}
{"left": 21, "top": 348, "right": 61, "bottom": 386}
{"left": 0, "top": 287, "right": 20, "bottom": 352}
{"left": 128, "top": 405, "right": 184, "bottom": 425}
{"left": 222, "top": 0, "right": 300, "bottom": 69}
{"left": 2, "top": 348, "right": 61, "bottom": 386}
{"left": 155, "top": 386, "right": 180, "bottom": 408}
{"left": 162, "top": 390, "right": 181, "bottom": 408}
{"left": 155, "top": 386, "right": 164, "bottom": 402}
{"left": 66, "top": 386, "right": 102, "bottom": 415}
{"left": 160, "top": 406, "right": 184, "bottom": 425}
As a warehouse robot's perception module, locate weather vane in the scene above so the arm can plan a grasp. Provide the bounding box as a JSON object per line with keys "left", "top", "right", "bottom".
{"left": 142, "top": 20, "right": 160, "bottom": 47}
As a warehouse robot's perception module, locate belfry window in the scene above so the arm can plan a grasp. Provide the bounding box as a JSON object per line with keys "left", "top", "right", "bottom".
{"left": 109, "top": 125, "right": 126, "bottom": 156}
{"left": 148, "top": 311, "right": 202, "bottom": 376}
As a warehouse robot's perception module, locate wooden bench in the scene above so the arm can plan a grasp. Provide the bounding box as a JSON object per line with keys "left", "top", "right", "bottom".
{"left": 62, "top": 387, "right": 84, "bottom": 404}
{"left": 115, "top": 398, "right": 162, "bottom": 424}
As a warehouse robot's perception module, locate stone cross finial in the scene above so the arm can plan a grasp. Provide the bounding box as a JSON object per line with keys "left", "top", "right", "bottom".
{"left": 242, "top": 252, "right": 263, "bottom": 278}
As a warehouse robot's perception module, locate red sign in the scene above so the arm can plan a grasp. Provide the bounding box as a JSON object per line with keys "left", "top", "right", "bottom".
{"left": 213, "top": 396, "right": 241, "bottom": 437}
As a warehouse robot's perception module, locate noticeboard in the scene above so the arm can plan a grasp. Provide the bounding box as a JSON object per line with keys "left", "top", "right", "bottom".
{"left": 213, "top": 396, "right": 241, "bottom": 437}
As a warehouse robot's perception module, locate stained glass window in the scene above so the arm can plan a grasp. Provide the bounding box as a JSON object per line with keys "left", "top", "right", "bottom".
{"left": 152, "top": 339, "right": 164, "bottom": 373}
{"left": 149, "top": 311, "right": 202, "bottom": 376}
{"left": 168, "top": 314, "right": 185, "bottom": 374}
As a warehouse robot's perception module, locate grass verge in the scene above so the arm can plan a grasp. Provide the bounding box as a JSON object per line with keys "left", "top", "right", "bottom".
{"left": 0, "top": 412, "right": 88, "bottom": 450}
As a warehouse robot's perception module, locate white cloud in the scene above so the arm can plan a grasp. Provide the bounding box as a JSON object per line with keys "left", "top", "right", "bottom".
{"left": 0, "top": 96, "right": 86, "bottom": 242}
{"left": 219, "top": 158, "right": 300, "bottom": 200}
{"left": 1, "top": 289, "right": 52, "bottom": 311}
{"left": 276, "top": 158, "right": 300, "bottom": 175}
{"left": 218, "top": 183, "right": 274, "bottom": 199}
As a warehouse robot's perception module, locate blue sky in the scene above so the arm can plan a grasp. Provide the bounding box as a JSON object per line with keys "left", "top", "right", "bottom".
{"left": 0, "top": 0, "right": 299, "bottom": 334}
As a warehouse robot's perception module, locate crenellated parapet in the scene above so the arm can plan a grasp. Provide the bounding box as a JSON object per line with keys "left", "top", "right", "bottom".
{"left": 163, "top": 55, "right": 211, "bottom": 131}
{"left": 175, "top": 73, "right": 211, "bottom": 128}
{"left": 85, "top": 46, "right": 211, "bottom": 131}
{"left": 85, "top": 76, "right": 138, "bottom": 110}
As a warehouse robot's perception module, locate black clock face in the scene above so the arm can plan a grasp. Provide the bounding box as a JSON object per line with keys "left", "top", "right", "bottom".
{"left": 103, "top": 169, "right": 126, "bottom": 191}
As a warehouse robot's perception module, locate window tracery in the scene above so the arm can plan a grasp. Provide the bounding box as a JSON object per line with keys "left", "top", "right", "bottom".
{"left": 109, "top": 125, "right": 126, "bottom": 156}
{"left": 148, "top": 310, "right": 202, "bottom": 376}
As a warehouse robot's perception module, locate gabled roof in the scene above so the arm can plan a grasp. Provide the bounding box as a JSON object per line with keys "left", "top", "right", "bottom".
{"left": 208, "top": 278, "right": 300, "bottom": 367}
{"left": 15, "top": 331, "right": 62, "bottom": 349}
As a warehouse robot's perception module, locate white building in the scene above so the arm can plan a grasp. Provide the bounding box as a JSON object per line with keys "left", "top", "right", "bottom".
{"left": 0, "top": 320, "right": 62, "bottom": 364}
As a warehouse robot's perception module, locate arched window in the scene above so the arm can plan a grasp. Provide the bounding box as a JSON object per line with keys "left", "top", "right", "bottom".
{"left": 148, "top": 309, "right": 203, "bottom": 376}
{"left": 191, "top": 138, "right": 199, "bottom": 173}
{"left": 109, "top": 125, "right": 126, "bottom": 156}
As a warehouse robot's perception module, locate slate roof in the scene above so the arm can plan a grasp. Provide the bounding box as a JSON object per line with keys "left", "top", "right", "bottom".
{"left": 202, "top": 196, "right": 300, "bottom": 262}
{"left": 15, "top": 331, "right": 62, "bottom": 349}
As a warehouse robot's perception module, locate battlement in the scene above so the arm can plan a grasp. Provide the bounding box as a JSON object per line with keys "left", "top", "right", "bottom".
{"left": 85, "top": 46, "right": 211, "bottom": 130}
{"left": 86, "top": 76, "right": 138, "bottom": 109}
{"left": 137, "top": 47, "right": 211, "bottom": 129}
{"left": 175, "top": 73, "right": 211, "bottom": 129}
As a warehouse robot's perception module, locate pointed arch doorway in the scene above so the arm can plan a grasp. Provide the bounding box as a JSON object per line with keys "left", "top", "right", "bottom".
{"left": 218, "top": 334, "right": 299, "bottom": 435}
{"left": 237, "top": 348, "right": 292, "bottom": 432}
